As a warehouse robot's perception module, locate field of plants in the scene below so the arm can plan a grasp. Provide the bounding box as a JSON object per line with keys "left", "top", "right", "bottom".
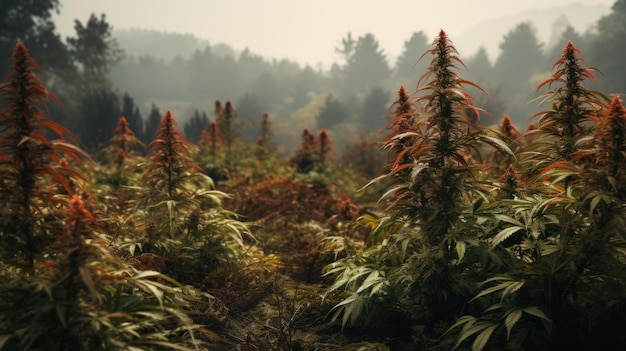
{"left": 1, "top": 28, "right": 626, "bottom": 351}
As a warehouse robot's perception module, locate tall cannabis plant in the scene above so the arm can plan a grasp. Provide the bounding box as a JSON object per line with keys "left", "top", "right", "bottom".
{"left": 138, "top": 110, "right": 248, "bottom": 281}
{"left": 93, "top": 115, "right": 146, "bottom": 232}
{"left": 101, "top": 116, "right": 144, "bottom": 190}
{"left": 199, "top": 120, "right": 222, "bottom": 160}
{"left": 326, "top": 30, "right": 509, "bottom": 332}
{"left": 0, "top": 43, "right": 212, "bottom": 351}
{"left": 449, "top": 41, "right": 626, "bottom": 351}
{"left": 526, "top": 40, "right": 606, "bottom": 170}
{"left": 0, "top": 42, "right": 86, "bottom": 273}
{"left": 215, "top": 101, "right": 237, "bottom": 165}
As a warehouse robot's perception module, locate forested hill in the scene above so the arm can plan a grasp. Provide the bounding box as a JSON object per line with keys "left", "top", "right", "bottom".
{"left": 114, "top": 28, "right": 237, "bottom": 63}
{"left": 455, "top": 2, "right": 610, "bottom": 61}
{"left": 7, "top": 0, "right": 620, "bottom": 156}
{"left": 108, "top": 1, "right": 615, "bottom": 155}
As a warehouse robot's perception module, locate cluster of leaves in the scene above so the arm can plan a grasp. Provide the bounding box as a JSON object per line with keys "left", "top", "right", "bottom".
{"left": 0, "top": 40, "right": 372, "bottom": 351}
{"left": 8, "top": 25, "right": 626, "bottom": 351}
{"left": 324, "top": 34, "right": 626, "bottom": 351}
{"left": 0, "top": 42, "right": 275, "bottom": 350}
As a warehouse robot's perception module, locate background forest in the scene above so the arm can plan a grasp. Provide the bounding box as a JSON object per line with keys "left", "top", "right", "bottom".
{"left": 1, "top": 0, "right": 626, "bottom": 350}
{"left": 2, "top": 1, "right": 625, "bottom": 156}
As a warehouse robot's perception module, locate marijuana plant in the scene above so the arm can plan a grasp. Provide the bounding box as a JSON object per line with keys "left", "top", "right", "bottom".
{"left": 137, "top": 110, "right": 248, "bottom": 281}
{"left": 0, "top": 42, "right": 86, "bottom": 273}
{"left": 449, "top": 41, "right": 626, "bottom": 351}
{"left": 326, "top": 30, "right": 509, "bottom": 334}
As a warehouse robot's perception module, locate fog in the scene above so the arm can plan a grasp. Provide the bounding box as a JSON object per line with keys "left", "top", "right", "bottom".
{"left": 53, "top": 0, "right": 612, "bottom": 68}
{"left": 13, "top": 0, "right": 620, "bottom": 154}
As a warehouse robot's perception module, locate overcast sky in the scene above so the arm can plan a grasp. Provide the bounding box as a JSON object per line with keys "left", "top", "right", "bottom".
{"left": 52, "top": 0, "right": 615, "bottom": 68}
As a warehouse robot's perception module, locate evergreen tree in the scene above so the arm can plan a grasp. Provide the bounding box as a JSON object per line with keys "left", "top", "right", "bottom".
{"left": 144, "top": 103, "right": 161, "bottom": 142}
{"left": 465, "top": 47, "right": 506, "bottom": 122}
{"left": 338, "top": 33, "right": 391, "bottom": 96}
{"left": 79, "top": 89, "right": 121, "bottom": 152}
{"left": 588, "top": 0, "right": 626, "bottom": 94}
{"left": 66, "top": 13, "right": 123, "bottom": 92}
{"left": 183, "top": 109, "right": 209, "bottom": 143}
{"left": 493, "top": 22, "right": 544, "bottom": 122}
{"left": 0, "top": 0, "right": 71, "bottom": 77}
{"left": 317, "top": 94, "right": 350, "bottom": 130}
{"left": 358, "top": 87, "right": 390, "bottom": 131}
{"left": 121, "top": 92, "right": 144, "bottom": 142}
{"left": 394, "top": 31, "right": 430, "bottom": 88}
{"left": 465, "top": 46, "right": 492, "bottom": 83}
{"left": 67, "top": 13, "right": 124, "bottom": 147}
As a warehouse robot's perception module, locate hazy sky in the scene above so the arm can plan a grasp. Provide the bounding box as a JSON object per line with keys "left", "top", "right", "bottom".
{"left": 52, "top": 0, "right": 614, "bottom": 68}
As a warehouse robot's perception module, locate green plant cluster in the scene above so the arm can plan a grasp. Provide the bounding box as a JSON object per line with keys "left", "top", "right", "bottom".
{"left": 3, "top": 26, "right": 626, "bottom": 351}
{"left": 0, "top": 43, "right": 246, "bottom": 351}
{"left": 325, "top": 32, "right": 626, "bottom": 350}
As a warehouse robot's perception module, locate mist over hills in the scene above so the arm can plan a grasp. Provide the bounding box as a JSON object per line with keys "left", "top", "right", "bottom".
{"left": 114, "top": 3, "right": 610, "bottom": 67}
{"left": 454, "top": 2, "right": 610, "bottom": 60}
{"left": 114, "top": 28, "right": 237, "bottom": 63}
{"left": 106, "top": 1, "right": 618, "bottom": 153}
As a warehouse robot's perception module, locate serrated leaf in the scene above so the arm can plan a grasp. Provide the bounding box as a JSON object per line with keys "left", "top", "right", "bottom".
{"left": 492, "top": 226, "right": 523, "bottom": 247}
{"left": 501, "top": 280, "right": 524, "bottom": 300}
{"left": 472, "top": 324, "right": 497, "bottom": 351}
{"left": 471, "top": 281, "right": 513, "bottom": 302}
{"left": 493, "top": 214, "right": 524, "bottom": 227}
{"left": 449, "top": 316, "right": 478, "bottom": 349}
{"left": 504, "top": 309, "right": 523, "bottom": 339}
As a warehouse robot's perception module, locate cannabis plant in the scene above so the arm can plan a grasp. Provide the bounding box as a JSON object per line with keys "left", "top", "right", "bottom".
{"left": 326, "top": 31, "right": 509, "bottom": 335}
{"left": 136, "top": 110, "right": 248, "bottom": 282}
{"left": 525, "top": 40, "right": 607, "bottom": 172}
{"left": 448, "top": 41, "right": 626, "bottom": 351}
{"left": 1, "top": 195, "right": 213, "bottom": 351}
{"left": 0, "top": 42, "right": 87, "bottom": 273}
{"left": 0, "top": 43, "right": 214, "bottom": 350}
{"left": 215, "top": 101, "right": 237, "bottom": 165}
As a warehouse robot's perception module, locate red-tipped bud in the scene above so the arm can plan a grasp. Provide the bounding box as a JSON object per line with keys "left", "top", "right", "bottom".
{"left": 319, "top": 128, "right": 331, "bottom": 145}
{"left": 499, "top": 115, "right": 521, "bottom": 141}
{"left": 598, "top": 95, "right": 626, "bottom": 174}
{"left": 224, "top": 101, "right": 234, "bottom": 115}
{"left": 214, "top": 100, "right": 222, "bottom": 114}
{"left": 66, "top": 194, "right": 95, "bottom": 224}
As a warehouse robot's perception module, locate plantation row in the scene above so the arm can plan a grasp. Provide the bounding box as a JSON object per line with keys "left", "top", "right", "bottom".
{"left": 1, "top": 29, "right": 626, "bottom": 351}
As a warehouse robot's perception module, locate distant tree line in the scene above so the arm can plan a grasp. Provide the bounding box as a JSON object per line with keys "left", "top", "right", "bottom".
{"left": 4, "top": 0, "right": 626, "bottom": 153}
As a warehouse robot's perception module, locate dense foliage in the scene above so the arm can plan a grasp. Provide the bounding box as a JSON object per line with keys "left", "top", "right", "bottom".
{"left": 2, "top": 2, "right": 626, "bottom": 350}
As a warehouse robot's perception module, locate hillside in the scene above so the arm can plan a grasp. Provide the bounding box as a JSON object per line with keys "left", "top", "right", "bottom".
{"left": 455, "top": 2, "right": 610, "bottom": 59}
